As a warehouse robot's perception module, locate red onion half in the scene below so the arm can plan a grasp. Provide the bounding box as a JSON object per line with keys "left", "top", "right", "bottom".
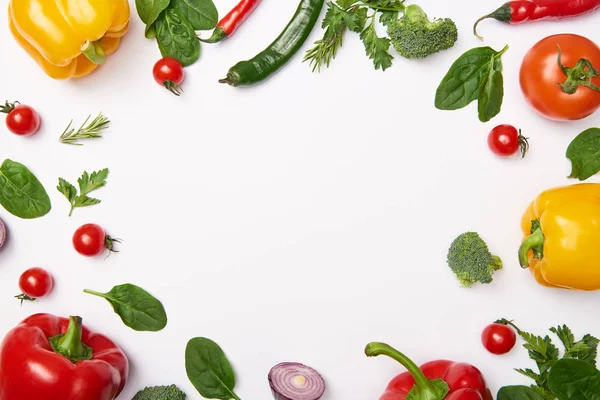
{"left": 0, "top": 218, "right": 5, "bottom": 249}
{"left": 268, "top": 362, "right": 325, "bottom": 400}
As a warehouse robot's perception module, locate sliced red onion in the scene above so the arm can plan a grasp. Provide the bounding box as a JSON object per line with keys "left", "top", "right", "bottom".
{"left": 0, "top": 218, "right": 5, "bottom": 249}
{"left": 268, "top": 362, "right": 325, "bottom": 400}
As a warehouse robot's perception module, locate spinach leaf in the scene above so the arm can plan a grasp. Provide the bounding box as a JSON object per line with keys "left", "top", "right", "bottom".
{"left": 136, "top": 0, "right": 171, "bottom": 26}
{"left": 155, "top": 8, "right": 201, "bottom": 67}
{"left": 0, "top": 159, "right": 51, "bottom": 219}
{"left": 548, "top": 358, "right": 600, "bottom": 400}
{"left": 435, "top": 45, "right": 508, "bottom": 122}
{"left": 170, "top": 0, "right": 218, "bottom": 30}
{"left": 497, "top": 386, "right": 547, "bottom": 400}
{"left": 84, "top": 284, "right": 167, "bottom": 332}
{"left": 185, "top": 337, "right": 241, "bottom": 400}
{"left": 566, "top": 128, "right": 600, "bottom": 181}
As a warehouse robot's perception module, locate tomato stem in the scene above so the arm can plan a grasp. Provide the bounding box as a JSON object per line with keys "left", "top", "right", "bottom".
{"left": 0, "top": 100, "right": 19, "bottom": 114}
{"left": 518, "top": 129, "right": 530, "bottom": 159}
{"left": 557, "top": 45, "right": 600, "bottom": 94}
{"left": 49, "top": 316, "right": 93, "bottom": 363}
{"left": 14, "top": 293, "right": 36, "bottom": 306}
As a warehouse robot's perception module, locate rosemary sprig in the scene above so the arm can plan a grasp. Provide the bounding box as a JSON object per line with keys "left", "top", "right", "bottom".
{"left": 59, "top": 113, "right": 110, "bottom": 145}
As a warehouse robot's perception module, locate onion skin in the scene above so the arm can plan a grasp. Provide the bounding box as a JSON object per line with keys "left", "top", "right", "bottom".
{"left": 269, "top": 362, "right": 326, "bottom": 400}
{"left": 0, "top": 218, "right": 5, "bottom": 249}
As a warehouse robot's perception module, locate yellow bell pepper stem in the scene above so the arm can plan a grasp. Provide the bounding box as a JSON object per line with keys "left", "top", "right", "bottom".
{"left": 81, "top": 41, "right": 106, "bottom": 65}
{"left": 518, "top": 224, "right": 545, "bottom": 268}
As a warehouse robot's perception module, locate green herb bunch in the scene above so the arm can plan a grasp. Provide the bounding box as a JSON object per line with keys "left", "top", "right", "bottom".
{"left": 136, "top": 0, "right": 218, "bottom": 66}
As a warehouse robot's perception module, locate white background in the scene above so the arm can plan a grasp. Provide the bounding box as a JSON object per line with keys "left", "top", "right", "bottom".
{"left": 1, "top": 0, "right": 600, "bottom": 398}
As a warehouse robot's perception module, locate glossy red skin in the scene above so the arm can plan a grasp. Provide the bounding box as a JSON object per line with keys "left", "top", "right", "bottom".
{"left": 218, "top": 0, "right": 261, "bottom": 35}
{"left": 73, "top": 223, "right": 106, "bottom": 256}
{"left": 520, "top": 34, "right": 600, "bottom": 121}
{"left": 380, "top": 360, "right": 491, "bottom": 400}
{"left": 153, "top": 57, "right": 184, "bottom": 86}
{"left": 507, "top": 0, "right": 600, "bottom": 23}
{"left": 0, "top": 314, "right": 128, "bottom": 400}
{"left": 482, "top": 324, "right": 517, "bottom": 355}
{"left": 488, "top": 125, "right": 520, "bottom": 156}
{"left": 5, "top": 104, "right": 40, "bottom": 136}
{"left": 19, "top": 267, "right": 53, "bottom": 298}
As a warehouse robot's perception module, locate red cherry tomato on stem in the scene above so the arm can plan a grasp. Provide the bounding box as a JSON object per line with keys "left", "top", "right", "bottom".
{"left": 1, "top": 101, "right": 40, "bottom": 136}
{"left": 73, "top": 223, "right": 120, "bottom": 257}
{"left": 16, "top": 267, "right": 53, "bottom": 304}
{"left": 482, "top": 323, "right": 517, "bottom": 355}
{"left": 488, "top": 125, "right": 529, "bottom": 158}
{"left": 153, "top": 57, "right": 185, "bottom": 96}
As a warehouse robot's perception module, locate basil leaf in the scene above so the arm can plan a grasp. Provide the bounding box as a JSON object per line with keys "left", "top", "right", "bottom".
{"left": 84, "top": 284, "right": 167, "bottom": 332}
{"left": 497, "top": 386, "right": 546, "bottom": 400}
{"left": 136, "top": 0, "right": 171, "bottom": 26}
{"left": 185, "top": 337, "right": 241, "bottom": 400}
{"left": 566, "top": 128, "right": 600, "bottom": 181}
{"left": 155, "top": 8, "right": 201, "bottom": 67}
{"left": 0, "top": 159, "right": 51, "bottom": 219}
{"left": 548, "top": 358, "right": 600, "bottom": 400}
{"left": 170, "top": 0, "right": 218, "bottom": 30}
{"left": 477, "top": 51, "right": 504, "bottom": 122}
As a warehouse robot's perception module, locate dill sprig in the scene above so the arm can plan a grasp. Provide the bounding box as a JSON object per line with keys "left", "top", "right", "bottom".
{"left": 59, "top": 113, "right": 110, "bottom": 146}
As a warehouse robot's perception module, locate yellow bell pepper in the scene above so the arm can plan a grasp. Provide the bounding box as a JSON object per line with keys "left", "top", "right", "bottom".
{"left": 519, "top": 183, "right": 600, "bottom": 291}
{"left": 8, "top": 0, "right": 130, "bottom": 79}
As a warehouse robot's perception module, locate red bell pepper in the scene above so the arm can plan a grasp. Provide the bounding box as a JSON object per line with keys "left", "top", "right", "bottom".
{"left": 0, "top": 314, "right": 129, "bottom": 400}
{"left": 365, "top": 342, "right": 492, "bottom": 400}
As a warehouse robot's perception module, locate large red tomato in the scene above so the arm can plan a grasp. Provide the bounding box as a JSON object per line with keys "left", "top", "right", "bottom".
{"left": 520, "top": 34, "right": 600, "bottom": 121}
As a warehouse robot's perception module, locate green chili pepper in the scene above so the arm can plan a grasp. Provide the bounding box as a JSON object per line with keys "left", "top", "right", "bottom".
{"left": 219, "top": 0, "right": 324, "bottom": 87}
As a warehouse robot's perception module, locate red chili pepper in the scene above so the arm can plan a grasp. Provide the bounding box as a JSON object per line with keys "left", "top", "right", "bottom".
{"left": 365, "top": 342, "right": 492, "bottom": 400}
{"left": 474, "top": 0, "right": 600, "bottom": 39}
{"left": 201, "top": 0, "right": 262, "bottom": 43}
{"left": 0, "top": 314, "right": 128, "bottom": 400}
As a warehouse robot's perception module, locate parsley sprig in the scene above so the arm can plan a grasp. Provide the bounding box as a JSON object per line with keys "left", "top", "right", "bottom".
{"left": 57, "top": 169, "right": 109, "bottom": 216}
{"left": 59, "top": 113, "right": 110, "bottom": 145}
{"left": 497, "top": 319, "right": 599, "bottom": 400}
{"left": 304, "top": 0, "right": 405, "bottom": 71}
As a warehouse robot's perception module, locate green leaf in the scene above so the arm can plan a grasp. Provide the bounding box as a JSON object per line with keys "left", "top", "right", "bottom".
{"left": 84, "top": 284, "right": 167, "bottom": 332}
{"left": 170, "top": 0, "right": 218, "bottom": 30}
{"left": 185, "top": 338, "right": 241, "bottom": 400}
{"left": 78, "top": 168, "right": 108, "bottom": 196}
{"left": 577, "top": 335, "right": 600, "bottom": 366}
{"left": 566, "top": 128, "right": 600, "bottom": 181}
{"left": 74, "top": 195, "right": 101, "bottom": 208}
{"left": 360, "top": 19, "right": 393, "bottom": 71}
{"left": 342, "top": 7, "right": 366, "bottom": 32}
{"left": 155, "top": 8, "right": 201, "bottom": 67}
{"left": 136, "top": 0, "right": 171, "bottom": 26}
{"left": 548, "top": 358, "right": 600, "bottom": 400}
{"left": 57, "top": 178, "right": 77, "bottom": 204}
{"left": 551, "top": 325, "right": 575, "bottom": 350}
{"left": 435, "top": 46, "right": 508, "bottom": 119}
{"left": 0, "top": 159, "right": 51, "bottom": 219}
{"left": 477, "top": 51, "right": 504, "bottom": 122}
{"left": 145, "top": 23, "right": 157, "bottom": 39}
{"left": 379, "top": 10, "right": 399, "bottom": 26}
{"left": 336, "top": 0, "right": 357, "bottom": 8}
{"left": 497, "top": 386, "right": 547, "bottom": 400}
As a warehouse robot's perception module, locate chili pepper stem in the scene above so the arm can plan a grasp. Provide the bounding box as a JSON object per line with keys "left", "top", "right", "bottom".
{"left": 49, "top": 316, "right": 93, "bottom": 363}
{"left": 365, "top": 342, "right": 448, "bottom": 399}
{"left": 473, "top": 3, "right": 512, "bottom": 41}
{"left": 199, "top": 27, "right": 227, "bottom": 43}
{"left": 518, "top": 227, "right": 545, "bottom": 268}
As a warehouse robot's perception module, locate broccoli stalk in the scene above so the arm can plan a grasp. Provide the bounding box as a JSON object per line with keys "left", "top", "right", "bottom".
{"left": 386, "top": 4, "right": 458, "bottom": 59}
{"left": 447, "top": 232, "right": 503, "bottom": 288}
{"left": 132, "top": 384, "right": 186, "bottom": 400}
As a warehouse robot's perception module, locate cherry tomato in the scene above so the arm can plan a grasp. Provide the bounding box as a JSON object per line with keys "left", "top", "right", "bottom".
{"left": 482, "top": 323, "right": 517, "bottom": 355}
{"left": 1, "top": 101, "right": 41, "bottom": 136}
{"left": 73, "top": 223, "right": 119, "bottom": 257}
{"left": 487, "top": 124, "right": 529, "bottom": 158}
{"left": 17, "top": 267, "right": 53, "bottom": 303}
{"left": 520, "top": 34, "right": 600, "bottom": 121}
{"left": 153, "top": 57, "right": 185, "bottom": 96}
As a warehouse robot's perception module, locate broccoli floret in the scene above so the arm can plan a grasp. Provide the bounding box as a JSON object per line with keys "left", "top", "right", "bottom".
{"left": 132, "top": 385, "right": 186, "bottom": 400}
{"left": 447, "top": 232, "right": 502, "bottom": 288}
{"left": 387, "top": 4, "right": 458, "bottom": 59}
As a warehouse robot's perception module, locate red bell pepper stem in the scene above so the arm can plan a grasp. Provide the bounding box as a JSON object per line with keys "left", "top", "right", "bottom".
{"left": 200, "top": 0, "right": 261, "bottom": 43}
{"left": 49, "top": 316, "right": 93, "bottom": 362}
{"left": 365, "top": 342, "right": 447, "bottom": 399}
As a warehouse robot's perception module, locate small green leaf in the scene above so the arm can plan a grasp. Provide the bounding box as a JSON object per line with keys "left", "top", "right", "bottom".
{"left": 78, "top": 168, "right": 108, "bottom": 196}
{"left": 84, "top": 284, "right": 167, "bottom": 332}
{"left": 74, "top": 195, "right": 101, "bottom": 208}
{"left": 170, "top": 0, "right": 218, "bottom": 30}
{"left": 155, "top": 8, "right": 201, "bottom": 67}
{"left": 477, "top": 52, "right": 504, "bottom": 122}
{"left": 185, "top": 338, "right": 240, "bottom": 400}
{"left": 336, "top": 0, "right": 357, "bottom": 8}
{"left": 497, "top": 386, "right": 546, "bottom": 400}
{"left": 360, "top": 19, "right": 393, "bottom": 71}
{"left": 57, "top": 178, "right": 77, "bottom": 204}
{"left": 136, "top": 0, "right": 171, "bottom": 26}
{"left": 0, "top": 159, "right": 51, "bottom": 219}
{"left": 566, "top": 128, "right": 600, "bottom": 181}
